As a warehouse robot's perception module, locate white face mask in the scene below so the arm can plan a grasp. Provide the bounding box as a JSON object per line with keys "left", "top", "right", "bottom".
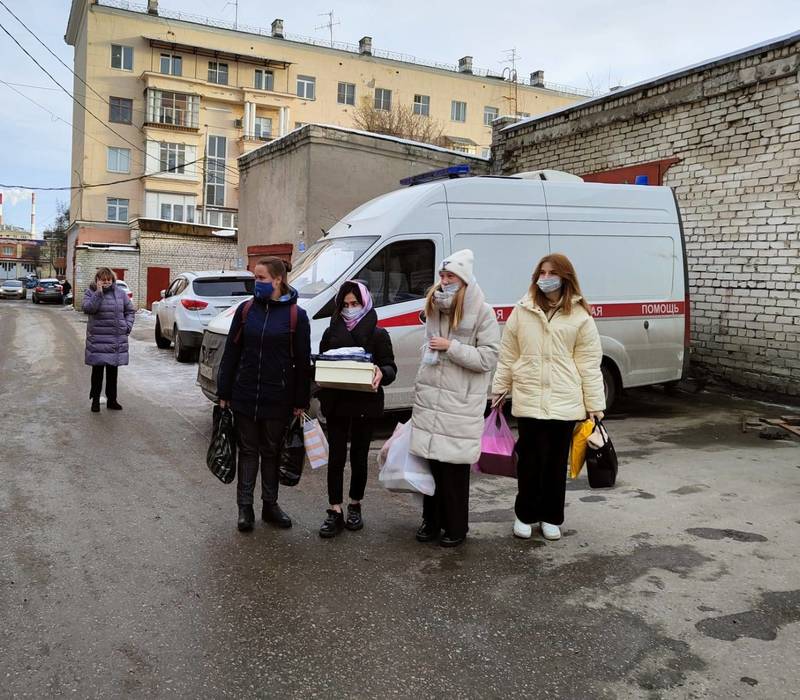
{"left": 342, "top": 305, "right": 362, "bottom": 320}
{"left": 537, "top": 276, "right": 562, "bottom": 294}
{"left": 440, "top": 282, "right": 461, "bottom": 295}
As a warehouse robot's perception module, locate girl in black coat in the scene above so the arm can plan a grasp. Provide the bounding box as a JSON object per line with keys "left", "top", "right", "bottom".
{"left": 317, "top": 280, "right": 396, "bottom": 537}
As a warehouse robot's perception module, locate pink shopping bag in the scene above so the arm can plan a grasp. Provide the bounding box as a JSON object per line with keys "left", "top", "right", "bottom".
{"left": 473, "top": 407, "right": 517, "bottom": 478}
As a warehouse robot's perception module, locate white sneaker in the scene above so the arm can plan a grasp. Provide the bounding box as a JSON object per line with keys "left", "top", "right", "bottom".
{"left": 541, "top": 522, "right": 561, "bottom": 540}
{"left": 513, "top": 518, "right": 532, "bottom": 539}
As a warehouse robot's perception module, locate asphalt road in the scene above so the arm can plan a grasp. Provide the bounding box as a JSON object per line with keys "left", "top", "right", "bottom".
{"left": 1, "top": 300, "right": 799, "bottom": 699}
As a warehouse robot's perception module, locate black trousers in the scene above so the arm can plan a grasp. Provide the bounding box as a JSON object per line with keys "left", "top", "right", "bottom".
{"left": 422, "top": 461, "right": 471, "bottom": 539}
{"left": 515, "top": 418, "right": 576, "bottom": 526}
{"left": 234, "top": 411, "right": 290, "bottom": 507}
{"left": 326, "top": 415, "right": 374, "bottom": 505}
{"left": 90, "top": 365, "right": 118, "bottom": 401}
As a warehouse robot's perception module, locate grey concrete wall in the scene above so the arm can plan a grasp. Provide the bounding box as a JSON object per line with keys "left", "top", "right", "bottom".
{"left": 238, "top": 125, "right": 489, "bottom": 259}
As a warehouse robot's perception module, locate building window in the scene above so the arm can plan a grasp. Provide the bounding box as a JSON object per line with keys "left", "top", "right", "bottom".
{"left": 107, "top": 147, "right": 131, "bottom": 173}
{"left": 1, "top": 246, "right": 13, "bottom": 256}
{"left": 451, "top": 100, "right": 467, "bottom": 122}
{"left": 160, "top": 54, "right": 182, "bottom": 76}
{"left": 106, "top": 198, "right": 129, "bottom": 222}
{"left": 374, "top": 88, "right": 392, "bottom": 111}
{"left": 481, "top": 147, "right": 491, "bottom": 159}
{"left": 208, "top": 61, "right": 229, "bottom": 85}
{"left": 254, "top": 69, "right": 274, "bottom": 91}
{"left": 337, "top": 82, "right": 355, "bottom": 106}
{"left": 483, "top": 106, "right": 499, "bottom": 126}
{"left": 111, "top": 44, "right": 133, "bottom": 71}
{"left": 109, "top": 97, "right": 133, "bottom": 124}
{"left": 205, "top": 209, "right": 237, "bottom": 229}
{"left": 294, "top": 122, "right": 307, "bottom": 129}
{"left": 145, "top": 192, "right": 197, "bottom": 222}
{"left": 413, "top": 94, "right": 430, "bottom": 116}
{"left": 296, "top": 75, "right": 316, "bottom": 100}
{"left": 159, "top": 142, "right": 187, "bottom": 174}
{"left": 146, "top": 90, "right": 199, "bottom": 129}
{"left": 254, "top": 117, "right": 272, "bottom": 140}
{"left": 206, "top": 136, "right": 226, "bottom": 207}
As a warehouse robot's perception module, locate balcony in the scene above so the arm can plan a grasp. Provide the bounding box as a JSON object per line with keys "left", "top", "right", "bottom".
{"left": 144, "top": 89, "right": 200, "bottom": 132}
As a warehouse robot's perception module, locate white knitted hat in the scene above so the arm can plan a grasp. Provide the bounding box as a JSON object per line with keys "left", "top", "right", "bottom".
{"left": 440, "top": 249, "right": 474, "bottom": 283}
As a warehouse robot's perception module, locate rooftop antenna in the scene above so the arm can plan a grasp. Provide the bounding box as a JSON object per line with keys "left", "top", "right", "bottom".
{"left": 315, "top": 10, "right": 340, "bottom": 47}
{"left": 222, "top": 0, "right": 239, "bottom": 30}
{"left": 501, "top": 48, "right": 520, "bottom": 116}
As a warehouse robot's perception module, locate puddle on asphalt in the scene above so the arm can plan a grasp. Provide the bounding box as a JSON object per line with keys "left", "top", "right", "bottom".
{"left": 686, "top": 527, "right": 768, "bottom": 543}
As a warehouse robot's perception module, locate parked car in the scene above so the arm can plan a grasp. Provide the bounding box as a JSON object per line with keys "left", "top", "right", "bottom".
{"left": 0, "top": 279, "right": 27, "bottom": 300}
{"left": 20, "top": 276, "right": 38, "bottom": 289}
{"left": 32, "top": 279, "right": 64, "bottom": 304}
{"left": 198, "top": 171, "right": 689, "bottom": 410}
{"left": 152, "top": 270, "right": 254, "bottom": 362}
{"left": 116, "top": 280, "right": 134, "bottom": 304}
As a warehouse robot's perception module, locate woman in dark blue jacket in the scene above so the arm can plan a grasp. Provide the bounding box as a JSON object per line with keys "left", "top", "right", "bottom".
{"left": 217, "top": 257, "right": 311, "bottom": 533}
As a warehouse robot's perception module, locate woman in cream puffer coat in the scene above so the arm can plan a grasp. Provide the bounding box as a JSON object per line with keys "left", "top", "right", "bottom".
{"left": 410, "top": 249, "right": 500, "bottom": 548}
{"left": 492, "top": 253, "right": 605, "bottom": 542}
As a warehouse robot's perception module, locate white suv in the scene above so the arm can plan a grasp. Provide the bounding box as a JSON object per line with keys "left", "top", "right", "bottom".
{"left": 152, "top": 270, "right": 254, "bottom": 362}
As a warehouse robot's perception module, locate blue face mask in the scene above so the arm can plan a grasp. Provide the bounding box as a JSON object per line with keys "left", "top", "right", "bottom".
{"left": 255, "top": 281, "right": 274, "bottom": 300}
{"left": 537, "top": 276, "right": 562, "bottom": 294}
{"left": 440, "top": 282, "right": 461, "bottom": 295}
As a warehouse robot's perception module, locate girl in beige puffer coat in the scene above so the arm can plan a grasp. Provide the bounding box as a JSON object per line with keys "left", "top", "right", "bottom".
{"left": 410, "top": 249, "right": 500, "bottom": 548}
{"left": 492, "top": 253, "right": 605, "bottom": 542}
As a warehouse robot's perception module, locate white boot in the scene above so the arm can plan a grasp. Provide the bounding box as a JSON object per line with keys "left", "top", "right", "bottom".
{"left": 541, "top": 522, "right": 561, "bottom": 540}
{"left": 513, "top": 518, "right": 532, "bottom": 539}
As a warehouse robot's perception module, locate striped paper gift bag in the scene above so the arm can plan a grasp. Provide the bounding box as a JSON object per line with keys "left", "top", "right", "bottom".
{"left": 302, "top": 414, "right": 329, "bottom": 470}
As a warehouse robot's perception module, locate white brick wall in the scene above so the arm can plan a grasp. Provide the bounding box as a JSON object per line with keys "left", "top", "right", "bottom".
{"left": 493, "top": 41, "right": 800, "bottom": 396}
{"left": 74, "top": 248, "right": 140, "bottom": 306}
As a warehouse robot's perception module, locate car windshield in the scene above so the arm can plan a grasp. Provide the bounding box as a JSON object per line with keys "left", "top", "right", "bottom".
{"left": 192, "top": 278, "right": 253, "bottom": 297}
{"left": 3, "top": 280, "right": 21, "bottom": 287}
{"left": 289, "top": 237, "right": 378, "bottom": 298}
{"left": 41, "top": 281, "right": 59, "bottom": 288}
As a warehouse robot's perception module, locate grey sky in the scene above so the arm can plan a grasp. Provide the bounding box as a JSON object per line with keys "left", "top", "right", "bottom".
{"left": 0, "top": 0, "right": 797, "bottom": 229}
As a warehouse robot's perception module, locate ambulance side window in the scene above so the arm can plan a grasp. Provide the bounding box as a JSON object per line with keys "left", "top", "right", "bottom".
{"left": 355, "top": 240, "right": 435, "bottom": 308}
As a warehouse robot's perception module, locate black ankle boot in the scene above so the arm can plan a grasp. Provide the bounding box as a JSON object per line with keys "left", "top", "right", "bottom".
{"left": 319, "top": 509, "right": 345, "bottom": 538}
{"left": 91, "top": 399, "right": 100, "bottom": 413}
{"left": 415, "top": 520, "right": 441, "bottom": 543}
{"left": 344, "top": 503, "right": 363, "bottom": 531}
{"left": 237, "top": 505, "right": 254, "bottom": 532}
{"left": 107, "top": 400, "right": 123, "bottom": 410}
{"left": 262, "top": 503, "right": 292, "bottom": 529}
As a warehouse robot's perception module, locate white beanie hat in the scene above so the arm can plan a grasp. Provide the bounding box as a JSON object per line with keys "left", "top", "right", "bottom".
{"left": 440, "top": 249, "right": 474, "bottom": 284}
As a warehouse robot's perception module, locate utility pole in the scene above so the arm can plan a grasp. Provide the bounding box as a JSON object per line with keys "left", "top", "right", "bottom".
{"left": 315, "top": 10, "right": 340, "bottom": 47}
{"left": 223, "top": 0, "right": 239, "bottom": 30}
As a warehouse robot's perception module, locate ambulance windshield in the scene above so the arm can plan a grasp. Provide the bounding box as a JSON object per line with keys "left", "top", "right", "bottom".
{"left": 289, "top": 237, "right": 378, "bottom": 298}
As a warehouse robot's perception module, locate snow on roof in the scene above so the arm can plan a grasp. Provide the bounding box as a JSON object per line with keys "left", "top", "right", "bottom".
{"left": 239, "top": 123, "right": 491, "bottom": 162}
{"left": 503, "top": 29, "right": 800, "bottom": 133}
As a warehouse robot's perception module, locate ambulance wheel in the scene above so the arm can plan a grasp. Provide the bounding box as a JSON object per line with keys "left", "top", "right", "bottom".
{"left": 601, "top": 362, "right": 619, "bottom": 412}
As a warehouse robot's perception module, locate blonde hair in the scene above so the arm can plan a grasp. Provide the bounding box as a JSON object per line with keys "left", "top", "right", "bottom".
{"left": 424, "top": 282, "right": 467, "bottom": 331}
{"left": 529, "top": 253, "right": 591, "bottom": 314}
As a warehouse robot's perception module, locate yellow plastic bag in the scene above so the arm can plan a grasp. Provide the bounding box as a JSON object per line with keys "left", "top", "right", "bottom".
{"left": 569, "top": 419, "right": 595, "bottom": 479}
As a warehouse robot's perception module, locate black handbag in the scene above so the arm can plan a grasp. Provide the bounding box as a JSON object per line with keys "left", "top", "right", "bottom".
{"left": 206, "top": 406, "right": 237, "bottom": 484}
{"left": 586, "top": 419, "right": 618, "bottom": 488}
{"left": 278, "top": 417, "right": 305, "bottom": 487}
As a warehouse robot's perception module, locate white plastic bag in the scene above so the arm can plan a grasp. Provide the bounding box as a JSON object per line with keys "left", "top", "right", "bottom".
{"left": 302, "top": 414, "right": 329, "bottom": 470}
{"left": 378, "top": 421, "right": 435, "bottom": 496}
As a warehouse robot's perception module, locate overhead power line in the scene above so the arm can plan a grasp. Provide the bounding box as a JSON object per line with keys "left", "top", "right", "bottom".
{"left": 0, "top": 13, "right": 241, "bottom": 185}
{"left": 0, "top": 157, "right": 205, "bottom": 190}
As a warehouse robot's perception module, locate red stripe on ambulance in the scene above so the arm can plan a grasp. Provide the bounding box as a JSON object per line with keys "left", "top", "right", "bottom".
{"left": 377, "top": 302, "right": 686, "bottom": 328}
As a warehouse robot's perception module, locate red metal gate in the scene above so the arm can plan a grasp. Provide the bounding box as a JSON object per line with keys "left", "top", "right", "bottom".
{"left": 146, "top": 266, "right": 170, "bottom": 310}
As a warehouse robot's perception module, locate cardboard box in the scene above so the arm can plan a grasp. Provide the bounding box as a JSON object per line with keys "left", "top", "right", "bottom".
{"left": 315, "top": 360, "right": 377, "bottom": 392}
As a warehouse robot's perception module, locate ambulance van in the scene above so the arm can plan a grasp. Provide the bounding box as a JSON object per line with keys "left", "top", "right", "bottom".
{"left": 198, "top": 169, "right": 689, "bottom": 410}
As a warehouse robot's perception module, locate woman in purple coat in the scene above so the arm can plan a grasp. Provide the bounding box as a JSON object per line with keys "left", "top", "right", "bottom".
{"left": 82, "top": 267, "right": 135, "bottom": 412}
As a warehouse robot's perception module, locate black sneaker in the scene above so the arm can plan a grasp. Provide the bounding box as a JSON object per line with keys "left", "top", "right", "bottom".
{"left": 107, "top": 400, "right": 123, "bottom": 410}
{"left": 440, "top": 533, "right": 466, "bottom": 548}
{"left": 415, "top": 521, "right": 441, "bottom": 543}
{"left": 90, "top": 399, "right": 100, "bottom": 413}
{"left": 344, "top": 503, "right": 363, "bottom": 531}
{"left": 237, "top": 505, "right": 254, "bottom": 532}
{"left": 319, "top": 509, "right": 345, "bottom": 538}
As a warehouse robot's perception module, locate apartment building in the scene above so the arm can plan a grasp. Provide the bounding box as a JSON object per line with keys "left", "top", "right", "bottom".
{"left": 64, "top": 0, "right": 587, "bottom": 250}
